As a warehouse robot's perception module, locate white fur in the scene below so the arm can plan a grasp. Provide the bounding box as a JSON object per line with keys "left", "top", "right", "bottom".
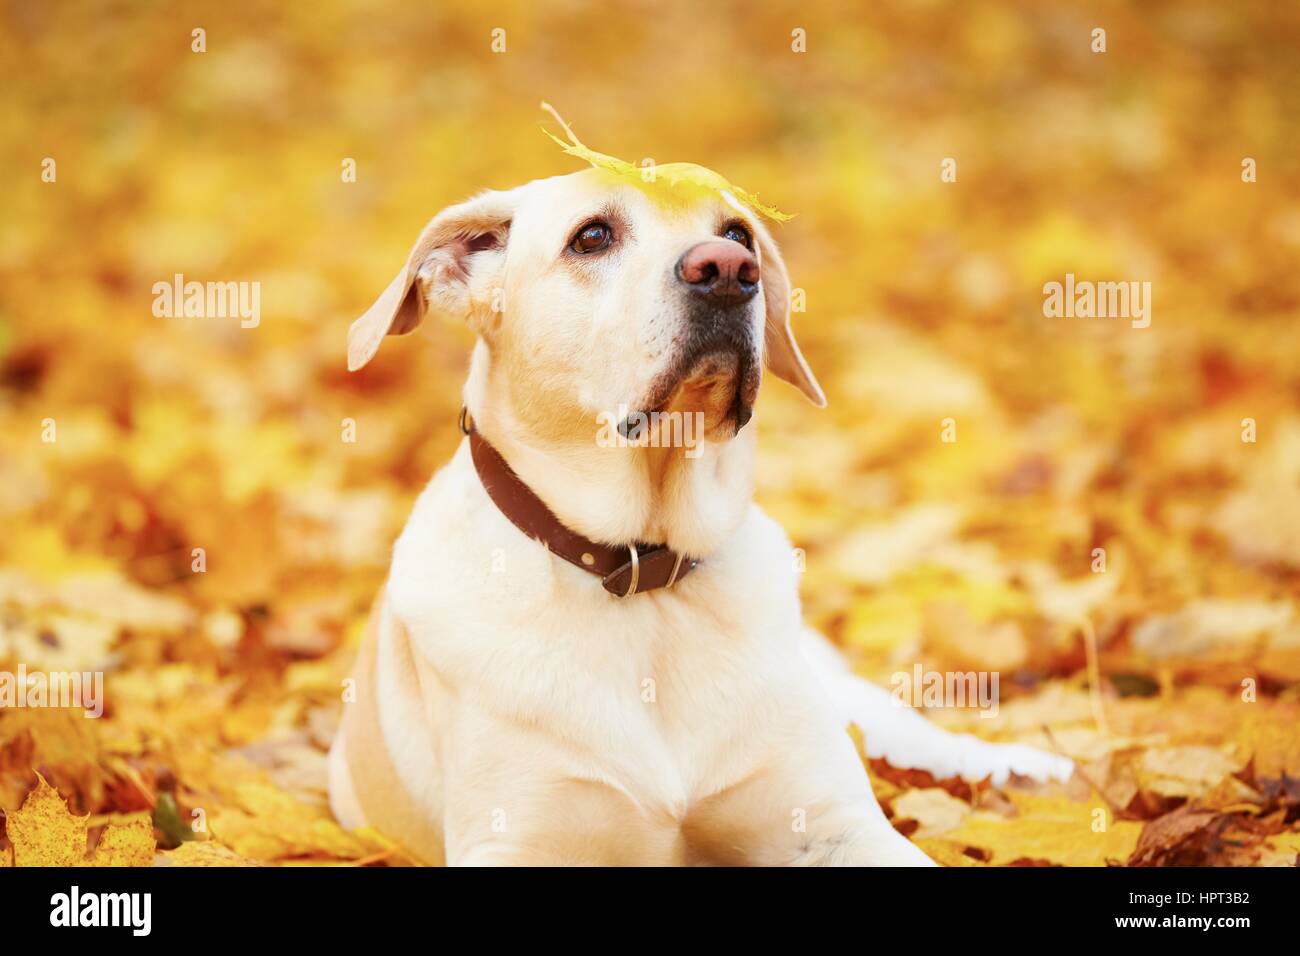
{"left": 332, "top": 170, "right": 1070, "bottom": 866}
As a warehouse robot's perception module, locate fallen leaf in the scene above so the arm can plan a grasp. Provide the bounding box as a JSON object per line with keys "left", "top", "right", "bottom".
{"left": 156, "top": 841, "right": 262, "bottom": 867}
{"left": 948, "top": 792, "right": 1142, "bottom": 867}
{"left": 7, "top": 774, "right": 155, "bottom": 866}
{"left": 1137, "top": 745, "right": 1246, "bottom": 798}
{"left": 892, "top": 787, "right": 972, "bottom": 837}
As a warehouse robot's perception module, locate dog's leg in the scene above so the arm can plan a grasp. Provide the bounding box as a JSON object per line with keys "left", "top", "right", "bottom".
{"left": 803, "top": 629, "right": 1074, "bottom": 785}
{"left": 326, "top": 735, "right": 367, "bottom": 831}
{"left": 682, "top": 715, "right": 935, "bottom": 866}
{"left": 440, "top": 725, "right": 690, "bottom": 866}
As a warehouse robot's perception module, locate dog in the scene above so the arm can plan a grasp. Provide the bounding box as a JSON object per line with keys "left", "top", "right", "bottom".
{"left": 329, "top": 166, "right": 1072, "bottom": 865}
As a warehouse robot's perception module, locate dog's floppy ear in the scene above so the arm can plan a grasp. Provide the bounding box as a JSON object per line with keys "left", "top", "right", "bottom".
{"left": 753, "top": 221, "right": 826, "bottom": 407}
{"left": 347, "top": 189, "right": 518, "bottom": 371}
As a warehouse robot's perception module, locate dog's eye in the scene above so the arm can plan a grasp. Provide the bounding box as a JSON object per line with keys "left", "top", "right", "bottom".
{"left": 722, "top": 223, "right": 752, "bottom": 249}
{"left": 571, "top": 221, "right": 613, "bottom": 254}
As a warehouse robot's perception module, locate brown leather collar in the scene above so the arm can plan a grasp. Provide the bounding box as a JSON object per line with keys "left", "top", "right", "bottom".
{"left": 464, "top": 410, "right": 699, "bottom": 597}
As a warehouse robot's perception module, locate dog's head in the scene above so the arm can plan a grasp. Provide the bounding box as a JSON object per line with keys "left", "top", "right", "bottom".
{"left": 348, "top": 169, "right": 824, "bottom": 445}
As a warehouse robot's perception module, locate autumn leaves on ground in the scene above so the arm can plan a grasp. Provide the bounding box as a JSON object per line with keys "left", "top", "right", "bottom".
{"left": 2, "top": 2, "right": 1299, "bottom": 867}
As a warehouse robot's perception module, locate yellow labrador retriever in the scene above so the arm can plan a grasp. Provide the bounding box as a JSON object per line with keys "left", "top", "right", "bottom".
{"left": 329, "top": 168, "right": 1071, "bottom": 866}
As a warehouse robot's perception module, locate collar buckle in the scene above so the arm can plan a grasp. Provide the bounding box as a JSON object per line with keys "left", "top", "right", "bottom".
{"left": 621, "top": 544, "right": 641, "bottom": 598}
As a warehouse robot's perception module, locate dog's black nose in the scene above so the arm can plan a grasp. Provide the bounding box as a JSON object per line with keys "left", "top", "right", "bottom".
{"left": 676, "top": 240, "right": 760, "bottom": 308}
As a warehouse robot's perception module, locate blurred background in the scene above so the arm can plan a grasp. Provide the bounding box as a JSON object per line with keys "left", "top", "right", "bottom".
{"left": 1, "top": 0, "right": 1297, "bottom": 865}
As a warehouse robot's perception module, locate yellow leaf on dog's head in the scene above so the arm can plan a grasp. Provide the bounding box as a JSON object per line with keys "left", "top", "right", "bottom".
{"left": 6, "top": 774, "right": 155, "bottom": 867}
{"left": 540, "top": 102, "right": 794, "bottom": 222}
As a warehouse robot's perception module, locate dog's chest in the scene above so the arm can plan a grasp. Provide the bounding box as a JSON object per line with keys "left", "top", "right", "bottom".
{"left": 416, "top": 565, "right": 794, "bottom": 769}
{"left": 386, "top": 462, "right": 809, "bottom": 811}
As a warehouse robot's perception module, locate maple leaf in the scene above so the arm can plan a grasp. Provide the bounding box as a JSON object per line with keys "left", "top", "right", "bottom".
{"left": 7, "top": 774, "right": 155, "bottom": 867}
